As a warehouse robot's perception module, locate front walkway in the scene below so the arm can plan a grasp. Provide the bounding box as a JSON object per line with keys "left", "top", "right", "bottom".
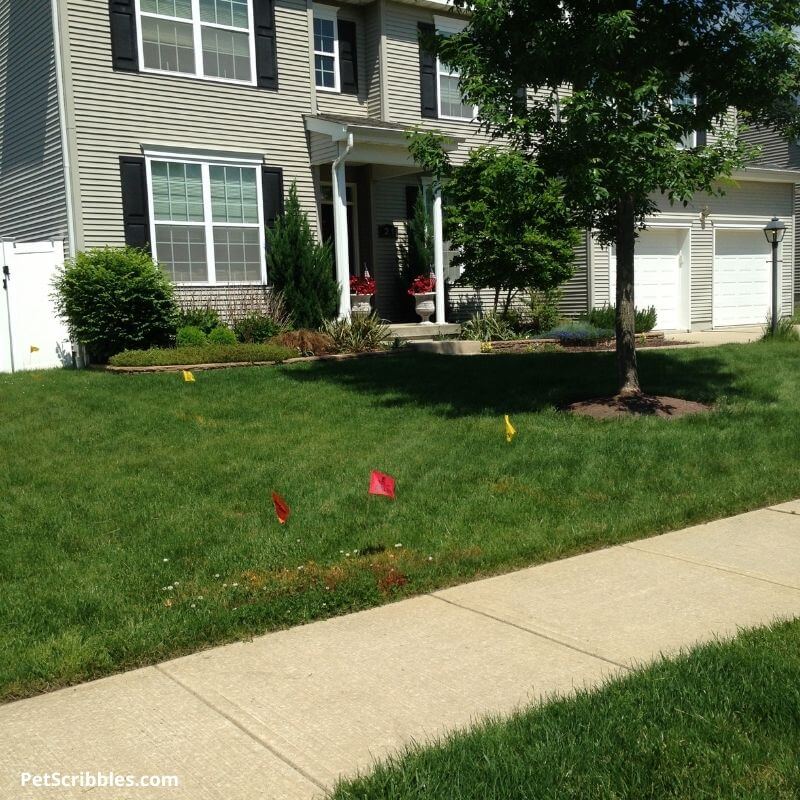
{"left": 4, "top": 501, "right": 800, "bottom": 799}
{"left": 664, "top": 325, "right": 764, "bottom": 346}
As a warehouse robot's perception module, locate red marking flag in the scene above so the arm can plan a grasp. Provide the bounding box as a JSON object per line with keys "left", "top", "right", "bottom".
{"left": 272, "top": 492, "right": 291, "bottom": 525}
{"left": 369, "top": 470, "right": 396, "bottom": 499}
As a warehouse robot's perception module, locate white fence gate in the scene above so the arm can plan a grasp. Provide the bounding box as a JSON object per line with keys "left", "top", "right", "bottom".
{"left": 0, "top": 240, "right": 72, "bottom": 373}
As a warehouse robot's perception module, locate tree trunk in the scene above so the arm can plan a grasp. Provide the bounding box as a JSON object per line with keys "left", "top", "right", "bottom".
{"left": 493, "top": 287, "right": 500, "bottom": 314}
{"left": 614, "top": 195, "right": 641, "bottom": 396}
{"left": 502, "top": 288, "right": 515, "bottom": 314}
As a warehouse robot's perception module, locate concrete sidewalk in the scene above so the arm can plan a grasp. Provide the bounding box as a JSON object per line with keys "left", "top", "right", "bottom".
{"left": 4, "top": 502, "right": 800, "bottom": 800}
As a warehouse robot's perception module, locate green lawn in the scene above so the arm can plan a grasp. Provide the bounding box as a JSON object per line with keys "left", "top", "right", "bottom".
{"left": 331, "top": 618, "right": 800, "bottom": 800}
{"left": 2, "top": 342, "right": 800, "bottom": 702}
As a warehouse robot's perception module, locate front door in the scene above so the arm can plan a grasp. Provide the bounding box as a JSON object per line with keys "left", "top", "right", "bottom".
{"left": 320, "top": 183, "right": 359, "bottom": 276}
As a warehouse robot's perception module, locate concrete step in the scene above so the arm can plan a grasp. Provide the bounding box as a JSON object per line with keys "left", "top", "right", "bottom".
{"left": 387, "top": 322, "right": 461, "bottom": 341}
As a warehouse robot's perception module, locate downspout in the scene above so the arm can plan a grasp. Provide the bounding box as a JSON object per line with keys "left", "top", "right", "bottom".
{"left": 332, "top": 132, "right": 354, "bottom": 180}
{"left": 50, "top": 0, "right": 77, "bottom": 258}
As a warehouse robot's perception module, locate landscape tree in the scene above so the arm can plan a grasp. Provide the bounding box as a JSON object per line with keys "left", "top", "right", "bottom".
{"left": 434, "top": 0, "right": 800, "bottom": 395}
{"left": 399, "top": 190, "right": 434, "bottom": 287}
{"left": 267, "top": 183, "right": 339, "bottom": 329}
{"left": 409, "top": 137, "right": 579, "bottom": 313}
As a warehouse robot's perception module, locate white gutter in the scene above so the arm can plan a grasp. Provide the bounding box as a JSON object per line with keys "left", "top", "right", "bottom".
{"left": 50, "top": 0, "right": 77, "bottom": 257}
{"left": 733, "top": 166, "right": 800, "bottom": 184}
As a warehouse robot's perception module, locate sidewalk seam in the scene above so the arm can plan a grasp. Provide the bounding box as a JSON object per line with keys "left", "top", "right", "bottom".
{"left": 154, "top": 665, "right": 327, "bottom": 793}
{"left": 766, "top": 507, "right": 800, "bottom": 518}
{"left": 622, "top": 543, "right": 800, "bottom": 593}
{"left": 429, "top": 594, "right": 630, "bottom": 672}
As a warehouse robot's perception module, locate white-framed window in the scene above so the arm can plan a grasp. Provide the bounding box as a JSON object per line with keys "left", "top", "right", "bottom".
{"left": 136, "top": 0, "right": 257, "bottom": 86}
{"left": 672, "top": 93, "right": 698, "bottom": 149}
{"left": 434, "top": 15, "right": 475, "bottom": 121}
{"left": 313, "top": 5, "right": 339, "bottom": 91}
{"left": 145, "top": 149, "right": 267, "bottom": 284}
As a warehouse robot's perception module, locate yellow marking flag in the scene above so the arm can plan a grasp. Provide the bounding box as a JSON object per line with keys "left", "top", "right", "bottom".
{"left": 30, "top": 346, "right": 39, "bottom": 353}
{"left": 504, "top": 414, "right": 516, "bottom": 443}
{"left": 182, "top": 370, "right": 196, "bottom": 383}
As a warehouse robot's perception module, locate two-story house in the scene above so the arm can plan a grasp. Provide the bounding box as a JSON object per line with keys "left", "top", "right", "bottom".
{"left": 0, "top": 0, "right": 798, "bottom": 368}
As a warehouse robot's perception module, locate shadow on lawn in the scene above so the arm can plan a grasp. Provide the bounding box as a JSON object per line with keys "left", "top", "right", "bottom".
{"left": 283, "top": 348, "right": 768, "bottom": 417}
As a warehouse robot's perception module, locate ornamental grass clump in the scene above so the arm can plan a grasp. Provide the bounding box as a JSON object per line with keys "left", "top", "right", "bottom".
{"left": 323, "top": 314, "right": 390, "bottom": 353}
{"left": 461, "top": 313, "right": 518, "bottom": 342}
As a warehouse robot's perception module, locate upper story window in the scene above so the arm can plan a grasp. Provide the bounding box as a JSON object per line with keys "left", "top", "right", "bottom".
{"left": 672, "top": 92, "right": 698, "bottom": 149}
{"left": 434, "top": 16, "right": 475, "bottom": 121}
{"left": 146, "top": 151, "right": 266, "bottom": 283}
{"left": 137, "top": 0, "right": 256, "bottom": 85}
{"left": 313, "top": 6, "right": 339, "bottom": 91}
{"left": 311, "top": 5, "right": 359, "bottom": 95}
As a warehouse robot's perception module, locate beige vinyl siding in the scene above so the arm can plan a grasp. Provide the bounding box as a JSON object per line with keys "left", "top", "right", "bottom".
{"left": 66, "top": 0, "right": 320, "bottom": 251}
{"left": 0, "top": 0, "right": 68, "bottom": 248}
{"left": 308, "top": 131, "right": 340, "bottom": 164}
{"left": 383, "top": 1, "right": 493, "bottom": 164}
{"left": 314, "top": 2, "right": 370, "bottom": 118}
{"left": 795, "top": 185, "right": 800, "bottom": 306}
{"left": 364, "top": 1, "right": 383, "bottom": 119}
{"left": 741, "top": 125, "right": 800, "bottom": 170}
{"left": 561, "top": 232, "right": 589, "bottom": 316}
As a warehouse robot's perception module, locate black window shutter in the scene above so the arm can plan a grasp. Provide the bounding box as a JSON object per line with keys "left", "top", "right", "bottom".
{"left": 418, "top": 22, "right": 438, "bottom": 119}
{"left": 119, "top": 156, "right": 150, "bottom": 250}
{"left": 695, "top": 129, "right": 707, "bottom": 148}
{"left": 405, "top": 185, "right": 419, "bottom": 220}
{"left": 338, "top": 20, "right": 358, "bottom": 95}
{"left": 109, "top": 0, "right": 139, "bottom": 72}
{"left": 513, "top": 86, "right": 527, "bottom": 115}
{"left": 253, "top": 0, "right": 278, "bottom": 90}
{"left": 262, "top": 167, "right": 284, "bottom": 229}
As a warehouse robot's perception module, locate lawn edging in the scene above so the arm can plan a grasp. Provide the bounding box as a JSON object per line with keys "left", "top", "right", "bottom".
{"left": 101, "top": 349, "right": 396, "bottom": 374}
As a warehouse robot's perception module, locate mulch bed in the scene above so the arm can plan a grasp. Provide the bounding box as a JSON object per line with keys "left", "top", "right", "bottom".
{"left": 102, "top": 350, "right": 394, "bottom": 374}
{"left": 565, "top": 393, "right": 712, "bottom": 420}
{"left": 488, "top": 332, "right": 691, "bottom": 354}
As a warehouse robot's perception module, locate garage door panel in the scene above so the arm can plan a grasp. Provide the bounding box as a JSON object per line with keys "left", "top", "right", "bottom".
{"left": 713, "top": 230, "right": 772, "bottom": 327}
{"left": 612, "top": 229, "right": 684, "bottom": 331}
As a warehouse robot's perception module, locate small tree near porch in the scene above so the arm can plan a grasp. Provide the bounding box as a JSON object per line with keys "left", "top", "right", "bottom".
{"left": 408, "top": 137, "right": 579, "bottom": 314}
{"left": 436, "top": 0, "right": 800, "bottom": 395}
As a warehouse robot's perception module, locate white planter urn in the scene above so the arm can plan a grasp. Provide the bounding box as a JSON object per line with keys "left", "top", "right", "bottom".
{"left": 413, "top": 292, "right": 436, "bottom": 324}
{"left": 350, "top": 293, "right": 373, "bottom": 318}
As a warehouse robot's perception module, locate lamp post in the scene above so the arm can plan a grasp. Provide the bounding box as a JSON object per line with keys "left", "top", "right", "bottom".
{"left": 764, "top": 217, "right": 786, "bottom": 336}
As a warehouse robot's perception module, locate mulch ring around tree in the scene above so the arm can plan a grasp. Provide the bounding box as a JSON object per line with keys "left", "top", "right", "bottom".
{"left": 565, "top": 393, "right": 712, "bottom": 420}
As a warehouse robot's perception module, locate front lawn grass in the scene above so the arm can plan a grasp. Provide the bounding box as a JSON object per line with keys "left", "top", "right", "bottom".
{"left": 2, "top": 342, "right": 800, "bottom": 701}
{"left": 331, "top": 618, "right": 800, "bottom": 800}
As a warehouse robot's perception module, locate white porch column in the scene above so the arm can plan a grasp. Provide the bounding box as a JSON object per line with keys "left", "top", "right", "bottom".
{"left": 332, "top": 137, "right": 353, "bottom": 318}
{"left": 431, "top": 182, "right": 446, "bottom": 323}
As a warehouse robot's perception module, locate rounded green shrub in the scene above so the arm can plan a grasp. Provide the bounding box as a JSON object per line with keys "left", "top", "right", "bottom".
{"left": 53, "top": 247, "right": 177, "bottom": 362}
{"left": 207, "top": 325, "right": 237, "bottom": 345}
{"left": 176, "top": 307, "right": 221, "bottom": 334}
{"left": 176, "top": 325, "right": 208, "bottom": 347}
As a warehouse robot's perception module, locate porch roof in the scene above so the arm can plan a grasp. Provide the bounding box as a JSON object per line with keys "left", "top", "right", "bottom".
{"left": 304, "top": 113, "right": 463, "bottom": 170}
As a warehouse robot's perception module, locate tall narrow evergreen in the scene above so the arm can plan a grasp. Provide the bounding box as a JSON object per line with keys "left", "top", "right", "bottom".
{"left": 267, "top": 183, "right": 340, "bottom": 329}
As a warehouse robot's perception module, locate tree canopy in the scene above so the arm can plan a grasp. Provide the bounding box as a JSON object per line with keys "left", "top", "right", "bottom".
{"left": 435, "top": 0, "right": 800, "bottom": 393}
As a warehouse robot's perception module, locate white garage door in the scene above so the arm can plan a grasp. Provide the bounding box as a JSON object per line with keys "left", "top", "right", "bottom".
{"left": 713, "top": 230, "right": 772, "bottom": 327}
{"left": 613, "top": 228, "right": 683, "bottom": 330}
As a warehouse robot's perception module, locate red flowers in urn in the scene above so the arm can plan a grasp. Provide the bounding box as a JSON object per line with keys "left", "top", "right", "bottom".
{"left": 407, "top": 274, "right": 436, "bottom": 296}
{"left": 350, "top": 275, "right": 376, "bottom": 295}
